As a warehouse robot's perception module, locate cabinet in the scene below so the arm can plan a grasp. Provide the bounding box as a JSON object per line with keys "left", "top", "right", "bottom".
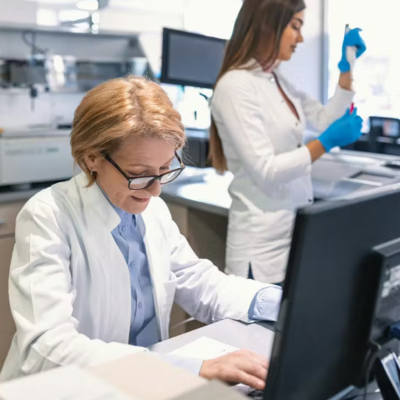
{"left": 0, "top": 201, "right": 25, "bottom": 369}
{"left": 165, "top": 201, "right": 228, "bottom": 336}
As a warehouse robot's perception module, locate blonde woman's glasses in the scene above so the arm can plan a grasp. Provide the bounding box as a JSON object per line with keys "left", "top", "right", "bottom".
{"left": 104, "top": 152, "right": 185, "bottom": 190}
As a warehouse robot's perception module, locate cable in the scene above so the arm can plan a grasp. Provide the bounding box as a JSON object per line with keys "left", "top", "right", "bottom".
{"left": 21, "top": 31, "right": 47, "bottom": 111}
{"left": 346, "top": 326, "right": 399, "bottom": 400}
{"left": 360, "top": 341, "right": 382, "bottom": 400}
{"left": 389, "top": 322, "right": 400, "bottom": 341}
{"left": 21, "top": 31, "right": 46, "bottom": 55}
{"left": 199, "top": 92, "right": 209, "bottom": 101}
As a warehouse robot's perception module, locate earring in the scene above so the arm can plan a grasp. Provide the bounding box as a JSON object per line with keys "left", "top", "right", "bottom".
{"left": 90, "top": 170, "right": 94, "bottom": 176}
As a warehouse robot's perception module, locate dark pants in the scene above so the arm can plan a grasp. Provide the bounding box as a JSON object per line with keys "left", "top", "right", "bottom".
{"left": 248, "top": 264, "right": 283, "bottom": 287}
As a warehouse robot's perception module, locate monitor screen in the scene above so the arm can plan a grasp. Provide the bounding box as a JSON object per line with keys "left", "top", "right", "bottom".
{"left": 161, "top": 28, "right": 226, "bottom": 89}
{"left": 370, "top": 117, "right": 400, "bottom": 138}
{"left": 383, "top": 120, "right": 400, "bottom": 137}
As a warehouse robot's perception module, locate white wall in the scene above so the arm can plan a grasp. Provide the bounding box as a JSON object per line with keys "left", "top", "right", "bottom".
{"left": 0, "top": 89, "right": 85, "bottom": 129}
{"left": 279, "top": 0, "right": 324, "bottom": 102}
{"left": 99, "top": 8, "right": 184, "bottom": 33}
{"left": 0, "top": 0, "right": 37, "bottom": 25}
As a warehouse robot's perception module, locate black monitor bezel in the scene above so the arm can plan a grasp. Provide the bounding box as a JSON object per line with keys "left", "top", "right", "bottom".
{"left": 160, "top": 27, "right": 226, "bottom": 89}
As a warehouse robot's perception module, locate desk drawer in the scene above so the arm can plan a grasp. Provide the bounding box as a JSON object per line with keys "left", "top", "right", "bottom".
{"left": 0, "top": 201, "right": 25, "bottom": 237}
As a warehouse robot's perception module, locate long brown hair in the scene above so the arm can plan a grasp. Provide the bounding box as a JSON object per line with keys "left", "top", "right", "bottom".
{"left": 209, "top": 0, "right": 306, "bottom": 172}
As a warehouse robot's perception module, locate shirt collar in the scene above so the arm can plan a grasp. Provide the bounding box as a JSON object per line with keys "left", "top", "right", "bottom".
{"left": 241, "top": 58, "right": 279, "bottom": 75}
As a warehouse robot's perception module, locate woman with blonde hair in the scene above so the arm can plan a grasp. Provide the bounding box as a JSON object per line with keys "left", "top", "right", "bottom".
{"left": 210, "top": 0, "right": 366, "bottom": 283}
{"left": 1, "top": 76, "right": 281, "bottom": 391}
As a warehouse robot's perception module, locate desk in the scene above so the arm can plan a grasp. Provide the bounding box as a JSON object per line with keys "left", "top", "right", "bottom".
{"left": 150, "top": 319, "right": 275, "bottom": 359}
{"left": 150, "top": 319, "right": 385, "bottom": 400}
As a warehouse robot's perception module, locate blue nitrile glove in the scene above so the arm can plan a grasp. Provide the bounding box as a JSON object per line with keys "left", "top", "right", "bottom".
{"left": 318, "top": 108, "right": 363, "bottom": 152}
{"left": 338, "top": 28, "right": 367, "bottom": 73}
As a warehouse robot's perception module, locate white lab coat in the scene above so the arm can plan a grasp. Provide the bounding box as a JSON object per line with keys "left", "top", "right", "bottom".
{"left": 0, "top": 172, "right": 275, "bottom": 382}
{"left": 211, "top": 64, "right": 354, "bottom": 283}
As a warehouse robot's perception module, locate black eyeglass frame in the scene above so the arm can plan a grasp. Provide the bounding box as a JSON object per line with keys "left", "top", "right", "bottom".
{"left": 103, "top": 151, "right": 185, "bottom": 190}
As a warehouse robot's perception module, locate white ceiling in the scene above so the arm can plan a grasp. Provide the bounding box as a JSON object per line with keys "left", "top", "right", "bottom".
{"left": 21, "top": 0, "right": 186, "bottom": 9}
{"left": 21, "top": 0, "right": 222, "bottom": 11}
{"left": 22, "top": 0, "right": 76, "bottom": 4}
{"left": 21, "top": 0, "right": 184, "bottom": 16}
{"left": 21, "top": 0, "right": 242, "bottom": 31}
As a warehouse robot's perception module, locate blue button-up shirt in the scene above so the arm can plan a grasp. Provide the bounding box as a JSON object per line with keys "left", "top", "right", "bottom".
{"left": 110, "top": 205, "right": 159, "bottom": 347}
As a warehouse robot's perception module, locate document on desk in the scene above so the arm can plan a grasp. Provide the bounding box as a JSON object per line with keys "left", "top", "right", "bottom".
{"left": 0, "top": 366, "right": 135, "bottom": 400}
{"left": 169, "top": 336, "right": 240, "bottom": 360}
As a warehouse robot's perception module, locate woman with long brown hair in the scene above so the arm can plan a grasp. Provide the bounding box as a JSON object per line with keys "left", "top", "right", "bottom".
{"left": 210, "top": 0, "right": 366, "bottom": 283}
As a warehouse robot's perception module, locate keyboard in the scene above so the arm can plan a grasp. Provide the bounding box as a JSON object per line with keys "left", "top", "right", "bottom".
{"left": 247, "top": 390, "right": 264, "bottom": 399}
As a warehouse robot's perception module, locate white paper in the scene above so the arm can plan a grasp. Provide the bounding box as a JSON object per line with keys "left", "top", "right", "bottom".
{"left": 0, "top": 366, "right": 135, "bottom": 400}
{"left": 232, "top": 384, "right": 256, "bottom": 395}
{"left": 169, "top": 336, "right": 239, "bottom": 360}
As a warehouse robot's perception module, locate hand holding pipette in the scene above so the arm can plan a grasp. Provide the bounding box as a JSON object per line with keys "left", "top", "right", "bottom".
{"left": 338, "top": 26, "right": 366, "bottom": 73}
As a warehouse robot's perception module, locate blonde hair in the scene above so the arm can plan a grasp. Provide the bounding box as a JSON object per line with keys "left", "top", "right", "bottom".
{"left": 71, "top": 75, "right": 186, "bottom": 186}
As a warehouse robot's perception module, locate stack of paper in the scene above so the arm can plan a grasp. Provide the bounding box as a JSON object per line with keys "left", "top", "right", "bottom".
{"left": 169, "top": 336, "right": 239, "bottom": 360}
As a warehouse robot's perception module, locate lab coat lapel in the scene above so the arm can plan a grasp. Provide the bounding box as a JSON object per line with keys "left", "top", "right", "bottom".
{"left": 74, "top": 172, "right": 121, "bottom": 232}
{"left": 74, "top": 173, "right": 169, "bottom": 341}
{"left": 275, "top": 72, "right": 306, "bottom": 131}
{"left": 139, "top": 207, "right": 170, "bottom": 340}
{"left": 74, "top": 173, "right": 132, "bottom": 342}
{"left": 276, "top": 74, "right": 306, "bottom": 146}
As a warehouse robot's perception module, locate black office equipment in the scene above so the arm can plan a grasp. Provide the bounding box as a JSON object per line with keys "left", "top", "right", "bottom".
{"left": 161, "top": 28, "right": 226, "bottom": 89}
{"left": 370, "top": 116, "right": 400, "bottom": 140}
{"left": 346, "top": 117, "right": 400, "bottom": 156}
{"left": 183, "top": 130, "right": 210, "bottom": 168}
{"left": 262, "top": 187, "right": 400, "bottom": 400}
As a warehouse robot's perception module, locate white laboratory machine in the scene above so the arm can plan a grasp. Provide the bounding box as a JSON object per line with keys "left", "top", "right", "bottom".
{"left": 0, "top": 129, "right": 74, "bottom": 187}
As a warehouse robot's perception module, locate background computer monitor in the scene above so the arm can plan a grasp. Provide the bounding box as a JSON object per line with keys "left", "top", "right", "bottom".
{"left": 263, "top": 188, "right": 400, "bottom": 400}
{"left": 161, "top": 28, "right": 226, "bottom": 89}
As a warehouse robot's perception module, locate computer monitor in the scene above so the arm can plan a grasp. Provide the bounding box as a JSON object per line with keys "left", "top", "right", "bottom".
{"left": 161, "top": 28, "right": 226, "bottom": 89}
{"left": 370, "top": 116, "right": 400, "bottom": 139}
{"left": 263, "top": 187, "right": 400, "bottom": 400}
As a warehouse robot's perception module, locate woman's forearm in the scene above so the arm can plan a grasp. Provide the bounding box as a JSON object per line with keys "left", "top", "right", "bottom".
{"left": 306, "top": 139, "right": 326, "bottom": 162}
{"left": 338, "top": 71, "right": 353, "bottom": 91}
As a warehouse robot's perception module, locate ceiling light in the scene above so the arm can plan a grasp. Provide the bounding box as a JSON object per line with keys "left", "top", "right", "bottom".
{"left": 37, "top": 9, "right": 58, "bottom": 27}
{"left": 59, "top": 9, "right": 90, "bottom": 22}
{"left": 77, "top": 0, "right": 99, "bottom": 11}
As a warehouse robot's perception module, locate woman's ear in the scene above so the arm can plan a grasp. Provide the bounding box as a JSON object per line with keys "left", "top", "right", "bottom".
{"left": 83, "top": 153, "right": 100, "bottom": 172}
